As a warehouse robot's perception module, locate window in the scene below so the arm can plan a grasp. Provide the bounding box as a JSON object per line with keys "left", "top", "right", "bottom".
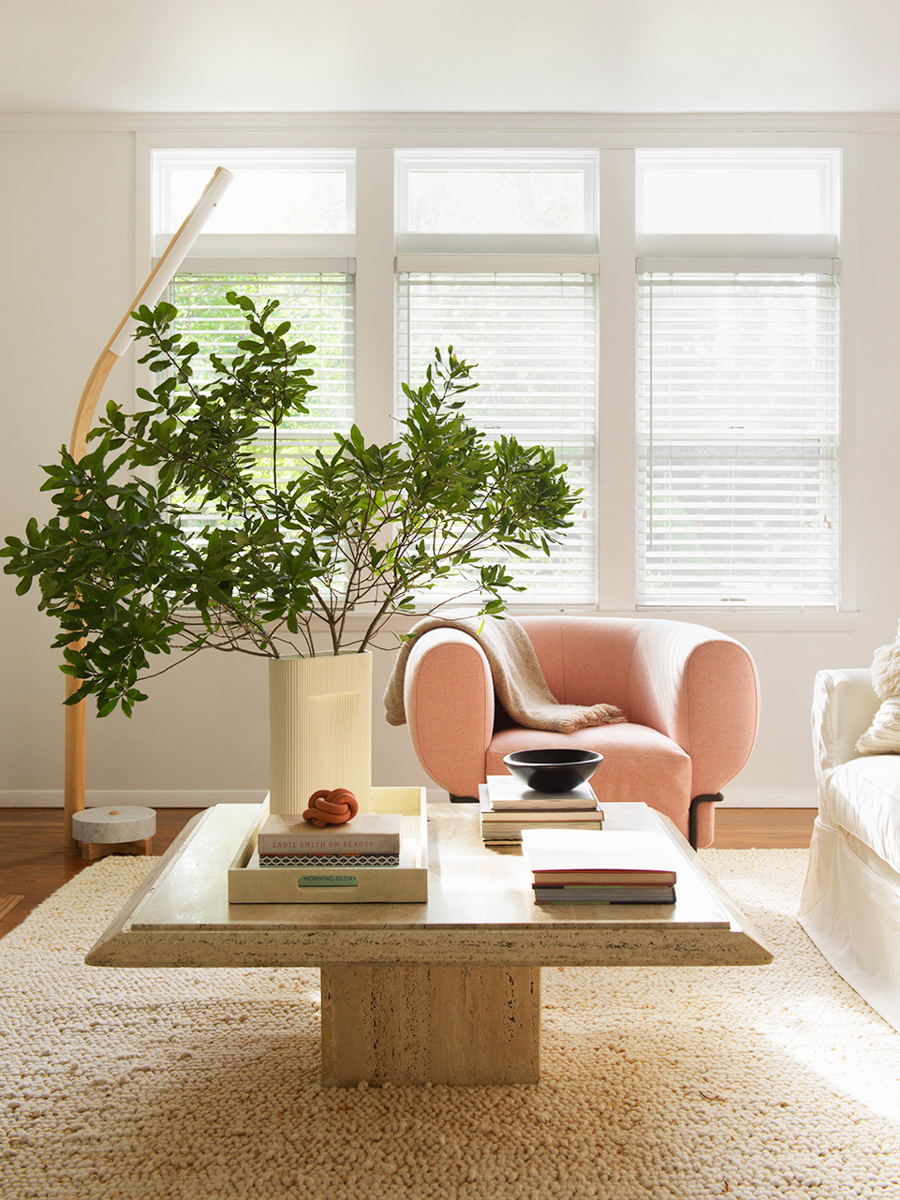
{"left": 145, "top": 139, "right": 847, "bottom": 617}
{"left": 637, "top": 149, "right": 840, "bottom": 237}
{"left": 636, "top": 271, "right": 840, "bottom": 606}
{"left": 395, "top": 150, "right": 600, "bottom": 607}
{"left": 398, "top": 149, "right": 598, "bottom": 237}
{"left": 397, "top": 272, "right": 598, "bottom": 605}
{"left": 153, "top": 148, "right": 355, "bottom": 244}
{"left": 167, "top": 273, "right": 354, "bottom": 532}
{"left": 151, "top": 150, "right": 357, "bottom": 528}
{"left": 635, "top": 150, "right": 842, "bottom": 609}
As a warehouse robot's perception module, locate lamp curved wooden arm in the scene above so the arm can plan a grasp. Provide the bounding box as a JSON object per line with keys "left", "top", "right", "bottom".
{"left": 64, "top": 167, "right": 232, "bottom": 846}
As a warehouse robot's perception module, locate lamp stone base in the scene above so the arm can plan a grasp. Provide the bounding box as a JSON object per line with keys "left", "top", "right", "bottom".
{"left": 71, "top": 805, "right": 156, "bottom": 861}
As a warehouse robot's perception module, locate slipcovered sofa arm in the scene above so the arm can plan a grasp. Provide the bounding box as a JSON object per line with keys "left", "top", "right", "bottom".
{"left": 812, "top": 668, "right": 879, "bottom": 783}
{"left": 624, "top": 621, "right": 760, "bottom": 800}
{"left": 404, "top": 628, "right": 494, "bottom": 798}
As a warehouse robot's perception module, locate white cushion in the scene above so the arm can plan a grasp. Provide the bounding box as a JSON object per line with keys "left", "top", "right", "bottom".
{"left": 822, "top": 755, "right": 900, "bottom": 877}
{"left": 856, "top": 696, "right": 900, "bottom": 754}
{"left": 856, "top": 626, "right": 900, "bottom": 753}
{"left": 812, "top": 668, "right": 880, "bottom": 776}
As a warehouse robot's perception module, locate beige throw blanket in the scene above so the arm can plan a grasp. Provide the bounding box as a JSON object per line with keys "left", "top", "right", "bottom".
{"left": 384, "top": 615, "right": 626, "bottom": 733}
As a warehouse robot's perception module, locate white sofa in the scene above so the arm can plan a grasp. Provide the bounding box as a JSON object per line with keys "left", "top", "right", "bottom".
{"left": 799, "top": 668, "right": 900, "bottom": 1031}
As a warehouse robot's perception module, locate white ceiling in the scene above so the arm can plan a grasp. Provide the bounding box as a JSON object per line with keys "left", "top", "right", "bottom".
{"left": 2, "top": 0, "right": 898, "bottom": 115}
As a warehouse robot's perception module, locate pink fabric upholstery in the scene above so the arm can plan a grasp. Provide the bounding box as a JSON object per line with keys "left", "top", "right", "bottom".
{"left": 402, "top": 616, "right": 759, "bottom": 847}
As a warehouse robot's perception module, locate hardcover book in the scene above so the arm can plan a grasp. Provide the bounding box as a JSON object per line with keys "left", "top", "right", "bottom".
{"left": 521, "top": 829, "right": 679, "bottom": 886}
{"left": 258, "top": 813, "right": 401, "bottom": 857}
{"left": 259, "top": 852, "right": 400, "bottom": 869}
{"left": 479, "top": 795, "right": 603, "bottom": 843}
{"left": 532, "top": 883, "right": 676, "bottom": 904}
{"left": 485, "top": 776, "right": 599, "bottom": 811}
{"left": 480, "top": 805, "right": 603, "bottom": 824}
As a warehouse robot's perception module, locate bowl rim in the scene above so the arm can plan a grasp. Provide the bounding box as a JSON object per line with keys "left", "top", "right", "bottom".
{"left": 503, "top": 748, "right": 603, "bottom": 767}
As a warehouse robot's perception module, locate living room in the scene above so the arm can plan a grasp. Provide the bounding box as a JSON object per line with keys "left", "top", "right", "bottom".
{"left": 0, "top": 1, "right": 897, "bottom": 827}
{"left": 0, "top": 2, "right": 898, "bottom": 1197}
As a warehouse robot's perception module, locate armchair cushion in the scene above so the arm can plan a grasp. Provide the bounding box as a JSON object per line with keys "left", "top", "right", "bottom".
{"left": 487, "top": 723, "right": 692, "bottom": 834}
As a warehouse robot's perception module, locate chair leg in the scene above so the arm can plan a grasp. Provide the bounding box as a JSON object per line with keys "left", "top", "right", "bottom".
{"left": 689, "top": 793, "right": 724, "bottom": 849}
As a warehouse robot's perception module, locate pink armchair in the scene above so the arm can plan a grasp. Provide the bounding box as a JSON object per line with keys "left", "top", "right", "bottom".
{"left": 402, "top": 615, "right": 759, "bottom": 848}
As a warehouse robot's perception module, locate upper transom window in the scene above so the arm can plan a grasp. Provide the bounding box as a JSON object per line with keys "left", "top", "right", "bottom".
{"left": 152, "top": 148, "right": 356, "bottom": 240}
{"left": 396, "top": 150, "right": 598, "bottom": 236}
{"left": 636, "top": 149, "right": 841, "bottom": 237}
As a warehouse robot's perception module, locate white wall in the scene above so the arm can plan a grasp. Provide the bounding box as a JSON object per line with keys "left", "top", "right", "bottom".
{"left": 1, "top": 117, "right": 897, "bottom": 810}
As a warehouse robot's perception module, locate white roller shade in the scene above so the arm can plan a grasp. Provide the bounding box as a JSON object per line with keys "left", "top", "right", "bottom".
{"left": 636, "top": 271, "right": 840, "bottom": 608}
{"left": 397, "top": 272, "right": 598, "bottom": 607}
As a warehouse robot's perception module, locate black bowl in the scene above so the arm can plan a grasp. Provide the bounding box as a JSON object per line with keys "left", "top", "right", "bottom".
{"left": 503, "top": 749, "right": 603, "bottom": 794}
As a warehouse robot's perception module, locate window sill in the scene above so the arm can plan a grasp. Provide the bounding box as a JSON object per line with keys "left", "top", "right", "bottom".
{"left": 629, "top": 608, "right": 859, "bottom": 633}
{"left": 334, "top": 606, "right": 860, "bottom": 636}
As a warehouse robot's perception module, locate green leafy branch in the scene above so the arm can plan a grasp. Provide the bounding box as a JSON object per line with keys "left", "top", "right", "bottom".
{"left": 2, "top": 295, "right": 579, "bottom": 716}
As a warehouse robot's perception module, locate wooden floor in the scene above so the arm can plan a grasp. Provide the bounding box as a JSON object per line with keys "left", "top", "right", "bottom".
{"left": 0, "top": 806, "right": 817, "bottom": 940}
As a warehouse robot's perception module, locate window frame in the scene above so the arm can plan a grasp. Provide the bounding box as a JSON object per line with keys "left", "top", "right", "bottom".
{"left": 635, "top": 264, "right": 842, "bottom": 611}
{"left": 632, "top": 147, "right": 845, "bottom": 615}
{"left": 135, "top": 129, "right": 859, "bottom": 633}
{"left": 147, "top": 149, "right": 360, "bottom": 537}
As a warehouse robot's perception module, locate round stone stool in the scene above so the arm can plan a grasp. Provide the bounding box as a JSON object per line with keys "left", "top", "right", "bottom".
{"left": 71, "top": 805, "right": 156, "bottom": 861}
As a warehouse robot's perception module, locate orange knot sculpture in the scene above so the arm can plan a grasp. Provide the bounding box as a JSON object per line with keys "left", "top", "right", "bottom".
{"left": 302, "top": 787, "right": 359, "bottom": 828}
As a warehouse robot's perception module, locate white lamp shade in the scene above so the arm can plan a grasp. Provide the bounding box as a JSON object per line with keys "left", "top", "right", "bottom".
{"left": 108, "top": 166, "right": 233, "bottom": 356}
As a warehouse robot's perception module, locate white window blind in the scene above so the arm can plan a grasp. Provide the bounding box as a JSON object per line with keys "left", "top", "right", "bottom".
{"left": 636, "top": 271, "right": 840, "bottom": 608}
{"left": 397, "top": 272, "right": 598, "bottom": 607}
{"left": 168, "top": 272, "right": 355, "bottom": 526}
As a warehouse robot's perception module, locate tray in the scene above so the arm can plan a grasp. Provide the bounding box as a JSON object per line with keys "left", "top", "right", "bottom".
{"left": 227, "top": 786, "right": 428, "bottom": 903}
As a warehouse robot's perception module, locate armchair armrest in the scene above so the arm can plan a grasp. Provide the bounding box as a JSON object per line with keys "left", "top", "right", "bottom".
{"left": 404, "top": 628, "right": 494, "bottom": 797}
{"left": 812, "top": 668, "right": 880, "bottom": 782}
{"left": 624, "top": 620, "right": 760, "bottom": 799}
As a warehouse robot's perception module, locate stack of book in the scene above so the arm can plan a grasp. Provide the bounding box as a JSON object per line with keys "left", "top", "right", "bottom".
{"left": 522, "top": 828, "right": 678, "bottom": 904}
{"left": 479, "top": 775, "right": 604, "bottom": 844}
{"left": 257, "top": 813, "right": 402, "bottom": 868}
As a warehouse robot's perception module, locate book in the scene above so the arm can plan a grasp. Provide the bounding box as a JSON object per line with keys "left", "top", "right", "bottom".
{"left": 228, "top": 787, "right": 428, "bottom": 904}
{"left": 481, "top": 824, "right": 603, "bottom": 845}
{"left": 522, "top": 829, "right": 680, "bottom": 887}
{"left": 259, "top": 852, "right": 400, "bottom": 869}
{"left": 479, "top": 794, "right": 603, "bottom": 844}
{"left": 480, "top": 807, "right": 604, "bottom": 824}
{"left": 257, "top": 813, "right": 402, "bottom": 857}
{"left": 533, "top": 883, "right": 676, "bottom": 904}
{"left": 486, "top": 776, "right": 599, "bottom": 811}
{"left": 527, "top": 868, "right": 674, "bottom": 885}
{"left": 483, "top": 829, "right": 604, "bottom": 846}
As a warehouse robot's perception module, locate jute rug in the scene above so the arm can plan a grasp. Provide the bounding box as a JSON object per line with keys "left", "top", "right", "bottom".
{"left": 1, "top": 850, "right": 898, "bottom": 1200}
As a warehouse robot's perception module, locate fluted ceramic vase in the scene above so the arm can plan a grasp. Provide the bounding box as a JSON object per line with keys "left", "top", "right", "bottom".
{"left": 268, "top": 651, "right": 373, "bottom": 816}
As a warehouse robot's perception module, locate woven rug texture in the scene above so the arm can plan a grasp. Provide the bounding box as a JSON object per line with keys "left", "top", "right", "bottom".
{"left": 0, "top": 848, "right": 898, "bottom": 1200}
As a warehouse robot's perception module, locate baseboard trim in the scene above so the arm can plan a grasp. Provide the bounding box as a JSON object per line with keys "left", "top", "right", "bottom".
{"left": 0, "top": 787, "right": 818, "bottom": 810}
{"left": 720, "top": 789, "right": 818, "bottom": 809}
{"left": 0, "top": 790, "right": 267, "bottom": 809}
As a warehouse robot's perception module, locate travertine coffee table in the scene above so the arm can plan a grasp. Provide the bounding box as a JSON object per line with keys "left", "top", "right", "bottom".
{"left": 87, "top": 799, "right": 772, "bottom": 1087}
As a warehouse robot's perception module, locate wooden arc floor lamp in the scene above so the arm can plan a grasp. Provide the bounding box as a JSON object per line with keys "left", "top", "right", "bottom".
{"left": 64, "top": 167, "right": 234, "bottom": 848}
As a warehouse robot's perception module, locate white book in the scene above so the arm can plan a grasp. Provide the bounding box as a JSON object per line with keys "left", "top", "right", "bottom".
{"left": 521, "top": 829, "right": 681, "bottom": 882}
{"left": 486, "top": 775, "right": 599, "bottom": 811}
